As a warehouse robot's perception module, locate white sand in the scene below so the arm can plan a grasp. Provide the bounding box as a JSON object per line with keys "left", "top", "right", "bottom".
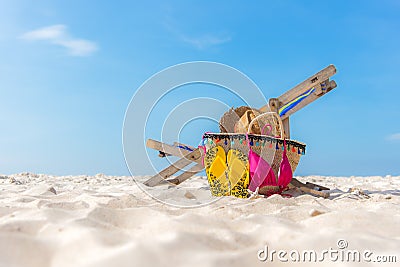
{"left": 0, "top": 173, "right": 399, "bottom": 267}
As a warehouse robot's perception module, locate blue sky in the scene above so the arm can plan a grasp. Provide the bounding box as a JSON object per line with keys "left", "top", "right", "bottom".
{"left": 1, "top": 0, "right": 399, "bottom": 176}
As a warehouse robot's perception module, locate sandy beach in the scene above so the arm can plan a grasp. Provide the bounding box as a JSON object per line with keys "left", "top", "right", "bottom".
{"left": 3, "top": 0, "right": 400, "bottom": 266}
{"left": 0, "top": 173, "right": 399, "bottom": 267}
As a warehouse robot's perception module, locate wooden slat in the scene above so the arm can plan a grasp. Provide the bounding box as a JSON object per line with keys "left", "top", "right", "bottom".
{"left": 260, "top": 65, "right": 336, "bottom": 112}
{"left": 146, "top": 139, "right": 202, "bottom": 163}
{"left": 144, "top": 139, "right": 203, "bottom": 186}
{"left": 282, "top": 117, "right": 290, "bottom": 139}
{"left": 290, "top": 178, "right": 330, "bottom": 198}
{"left": 277, "top": 65, "right": 336, "bottom": 104}
{"left": 161, "top": 163, "right": 204, "bottom": 185}
{"left": 280, "top": 80, "right": 336, "bottom": 120}
{"left": 267, "top": 98, "right": 290, "bottom": 137}
{"left": 144, "top": 149, "right": 201, "bottom": 187}
{"left": 268, "top": 98, "right": 280, "bottom": 113}
{"left": 305, "top": 182, "right": 330, "bottom": 191}
{"left": 326, "top": 80, "right": 337, "bottom": 93}
{"left": 146, "top": 139, "right": 205, "bottom": 186}
{"left": 173, "top": 142, "right": 195, "bottom": 150}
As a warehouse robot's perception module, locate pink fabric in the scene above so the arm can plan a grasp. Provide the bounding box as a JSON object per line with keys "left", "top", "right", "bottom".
{"left": 248, "top": 149, "right": 275, "bottom": 191}
{"left": 278, "top": 143, "right": 293, "bottom": 187}
{"left": 198, "top": 145, "right": 207, "bottom": 167}
{"left": 248, "top": 137, "right": 293, "bottom": 192}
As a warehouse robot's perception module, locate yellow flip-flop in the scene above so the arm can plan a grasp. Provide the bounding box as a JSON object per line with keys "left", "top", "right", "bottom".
{"left": 204, "top": 146, "right": 229, "bottom": 197}
{"left": 204, "top": 145, "right": 225, "bottom": 174}
{"left": 227, "top": 149, "right": 250, "bottom": 198}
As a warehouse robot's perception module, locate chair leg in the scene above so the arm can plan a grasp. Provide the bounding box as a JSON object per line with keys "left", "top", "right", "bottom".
{"left": 161, "top": 163, "right": 204, "bottom": 186}
{"left": 144, "top": 148, "right": 202, "bottom": 187}
{"left": 290, "top": 178, "right": 330, "bottom": 198}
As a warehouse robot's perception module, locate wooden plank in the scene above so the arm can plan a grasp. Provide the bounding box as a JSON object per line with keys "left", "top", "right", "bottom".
{"left": 305, "top": 182, "right": 330, "bottom": 191}
{"left": 260, "top": 65, "right": 336, "bottom": 112}
{"left": 325, "top": 80, "right": 337, "bottom": 93}
{"left": 280, "top": 80, "right": 336, "bottom": 120}
{"left": 144, "top": 140, "right": 202, "bottom": 186}
{"left": 157, "top": 142, "right": 194, "bottom": 157}
{"left": 161, "top": 163, "right": 205, "bottom": 185}
{"left": 144, "top": 149, "right": 201, "bottom": 187}
{"left": 290, "top": 178, "right": 330, "bottom": 198}
{"left": 268, "top": 98, "right": 280, "bottom": 113}
{"left": 146, "top": 139, "right": 205, "bottom": 186}
{"left": 158, "top": 151, "right": 169, "bottom": 157}
{"left": 277, "top": 65, "right": 336, "bottom": 104}
{"left": 146, "top": 139, "right": 202, "bottom": 163}
{"left": 173, "top": 142, "right": 195, "bottom": 150}
{"left": 267, "top": 98, "right": 290, "bottom": 138}
{"left": 282, "top": 117, "right": 290, "bottom": 139}
{"left": 313, "top": 83, "right": 323, "bottom": 96}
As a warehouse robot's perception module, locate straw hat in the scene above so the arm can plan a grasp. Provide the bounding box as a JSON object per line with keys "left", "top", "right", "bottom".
{"left": 219, "top": 106, "right": 262, "bottom": 133}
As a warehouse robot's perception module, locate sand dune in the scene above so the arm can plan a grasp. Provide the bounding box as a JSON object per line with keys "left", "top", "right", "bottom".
{"left": 0, "top": 173, "right": 399, "bottom": 267}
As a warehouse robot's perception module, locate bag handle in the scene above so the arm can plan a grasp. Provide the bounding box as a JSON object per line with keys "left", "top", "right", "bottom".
{"left": 261, "top": 124, "right": 272, "bottom": 136}
{"left": 247, "top": 112, "right": 285, "bottom": 139}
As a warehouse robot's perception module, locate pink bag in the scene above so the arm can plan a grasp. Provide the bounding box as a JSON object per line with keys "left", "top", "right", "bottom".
{"left": 246, "top": 113, "right": 293, "bottom": 194}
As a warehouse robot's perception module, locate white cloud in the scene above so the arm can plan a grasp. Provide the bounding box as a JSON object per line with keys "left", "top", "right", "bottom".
{"left": 163, "top": 17, "right": 231, "bottom": 50}
{"left": 387, "top": 133, "right": 400, "bottom": 141}
{"left": 181, "top": 34, "right": 232, "bottom": 50}
{"left": 54, "top": 39, "right": 98, "bottom": 56}
{"left": 20, "top": 24, "right": 98, "bottom": 56}
{"left": 21, "top": 24, "right": 65, "bottom": 40}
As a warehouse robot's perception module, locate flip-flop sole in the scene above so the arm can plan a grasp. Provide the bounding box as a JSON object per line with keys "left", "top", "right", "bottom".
{"left": 205, "top": 146, "right": 229, "bottom": 196}
{"left": 227, "top": 149, "right": 250, "bottom": 198}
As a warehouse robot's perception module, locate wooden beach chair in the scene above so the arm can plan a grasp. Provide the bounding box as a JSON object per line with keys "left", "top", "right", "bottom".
{"left": 144, "top": 65, "right": 337, "bottom": 198}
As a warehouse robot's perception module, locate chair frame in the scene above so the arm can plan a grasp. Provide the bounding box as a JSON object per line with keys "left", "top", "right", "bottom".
{"left": 144, "top": 65, "right": 337, "bottom": 198}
